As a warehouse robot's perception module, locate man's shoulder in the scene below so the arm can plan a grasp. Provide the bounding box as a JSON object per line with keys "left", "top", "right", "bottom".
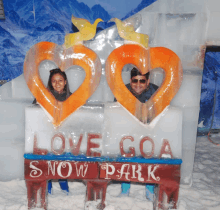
{"left": 149, "top": 83, "right": 159, "bottom": 91}
{"left": 125, "top": 83, "right": 131, "bottom": 90}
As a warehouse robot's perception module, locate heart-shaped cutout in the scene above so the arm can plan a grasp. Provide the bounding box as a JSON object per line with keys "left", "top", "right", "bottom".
{"left": 24, "top": 41, "right": 102, "bottom": 127}
{"left": 105, "top": 44, "right": 183, "bottom": 123}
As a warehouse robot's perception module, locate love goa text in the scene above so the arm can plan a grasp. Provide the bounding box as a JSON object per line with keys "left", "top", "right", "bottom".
{"left": 33, "top": 132, "right": 174, "bottom": 159}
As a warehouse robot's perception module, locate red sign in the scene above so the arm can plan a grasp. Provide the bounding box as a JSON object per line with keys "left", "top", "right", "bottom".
{"left": 100, "top": 162, "right": 180, "bottom": 185}
{"left": 24, "top": 159, "right": 181, "bottom": 210}
{"left": 25, "top": 159, "right": 99, "bottom": 180}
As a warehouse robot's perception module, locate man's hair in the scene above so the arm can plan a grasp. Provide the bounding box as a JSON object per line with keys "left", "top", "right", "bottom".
{"left": 130, "top": 68, "right": 149, "bottom": 80}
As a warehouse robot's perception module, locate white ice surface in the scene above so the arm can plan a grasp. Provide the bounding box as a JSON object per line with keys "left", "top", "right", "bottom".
{"left": 0, "top": 70, "right": 199, "bottom": 183}
{"left": 25, "top": 103, "right": 182, "bottom": 159}
{"left": 0, "top": 136, "right": 219, "bottom": 210}
{"left": 137, "top": 0, "right": 220, "bottom": 46}
{"left": 0, "top": 0, "right": 216, "bottom": 201}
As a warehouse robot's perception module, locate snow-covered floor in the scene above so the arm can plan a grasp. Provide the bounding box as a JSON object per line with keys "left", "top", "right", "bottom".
{"left": 179, "top": 136, "right": 220, "bottom": 210}
{"left": 0, "top": 136, "right": 219, "bottom": 210}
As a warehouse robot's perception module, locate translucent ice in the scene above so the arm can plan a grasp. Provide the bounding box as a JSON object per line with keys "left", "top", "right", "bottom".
{"left": 0, "top": 75, "right": 33, "bottom": 100}
{"left": 25, "top": 103, "right": 182, "bottom": 159}
{"left": 0, "top": 139, "right": 24, "bottom": 181}
{"left": 0, "top": 100, "right": 32, "bottom": 140}
{"left": 25, "top": 104, "right": 104, "bottom": 154}
{"left": 0, "top": 0, "right": 212, "bottom": 183}
{"left": 171, "top": 71, "right": 202, "bottom": 184}
{"left": 171, "top": 72, "right": 203, "bottom": 107}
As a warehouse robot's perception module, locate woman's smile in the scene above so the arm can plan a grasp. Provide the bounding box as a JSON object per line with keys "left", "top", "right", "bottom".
{"left": 51, "top": 73, "right": 66, "bottom": 94}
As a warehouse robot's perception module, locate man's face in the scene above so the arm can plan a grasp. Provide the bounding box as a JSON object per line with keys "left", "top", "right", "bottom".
{"left": 130, "top": 75, "right": 149, "bottom": 95}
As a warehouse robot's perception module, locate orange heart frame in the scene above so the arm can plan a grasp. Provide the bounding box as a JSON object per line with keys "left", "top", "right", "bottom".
{"left": 105, "top": 44, "right": 183, "bottom": 124}
{"left": 23, "top": 42, "right": 102, "bottom": 127}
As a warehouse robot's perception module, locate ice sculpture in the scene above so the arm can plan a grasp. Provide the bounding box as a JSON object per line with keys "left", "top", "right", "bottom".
{"left": 24, "top": 42, "right": 102, "bottom": 127}
{"left": 0, "top": 0, "right": 214, "bottom": 187}
{"left": 23, "top": 16, "right": 183, "bottom": 210}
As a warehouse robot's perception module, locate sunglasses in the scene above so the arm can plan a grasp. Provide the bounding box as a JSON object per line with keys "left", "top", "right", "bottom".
{"left": 131, "top": 79, "right": 147, "bottom": 84}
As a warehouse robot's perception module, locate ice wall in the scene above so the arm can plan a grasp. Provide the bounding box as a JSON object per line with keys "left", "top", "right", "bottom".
{"left": 85, "top": 0, "right": 206, "bottom": 185}
{"left": 1, "top": 0, "right": 220, "bottom": 184}
{"left": 135, "top": 0, "right": 210, "bottom": 185}
{"left": 25, "top": 105, "right": 182, "bottom": 159}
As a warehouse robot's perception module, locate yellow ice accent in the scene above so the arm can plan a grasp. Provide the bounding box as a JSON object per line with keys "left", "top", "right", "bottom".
{"left": 112, "top": 18, "right": 149, "bottom": 48}
{"left": 64, "top": 15, "right": 103, "bottom": 48}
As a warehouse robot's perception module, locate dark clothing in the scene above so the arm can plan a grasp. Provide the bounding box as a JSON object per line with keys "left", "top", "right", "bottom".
{"left": 50, "top": 90, "right": 72, "bottom": 102}
{"left": 114, "top": 83, "right": 158, "bottom": 103}
{"left": 32, "top": 98, "right": 37, "bottom": 104}
{"left": 32, "top": 90, "right": 72, "bottom": 104}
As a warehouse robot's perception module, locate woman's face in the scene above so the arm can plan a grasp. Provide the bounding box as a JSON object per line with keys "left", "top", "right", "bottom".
{"left": 51, "top": 73, "right": 66, "bottom": 94}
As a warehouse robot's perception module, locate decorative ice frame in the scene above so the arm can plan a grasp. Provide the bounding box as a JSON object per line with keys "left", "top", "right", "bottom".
{"left": 23, "top": 17, "right": 183, "bottom": 210}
